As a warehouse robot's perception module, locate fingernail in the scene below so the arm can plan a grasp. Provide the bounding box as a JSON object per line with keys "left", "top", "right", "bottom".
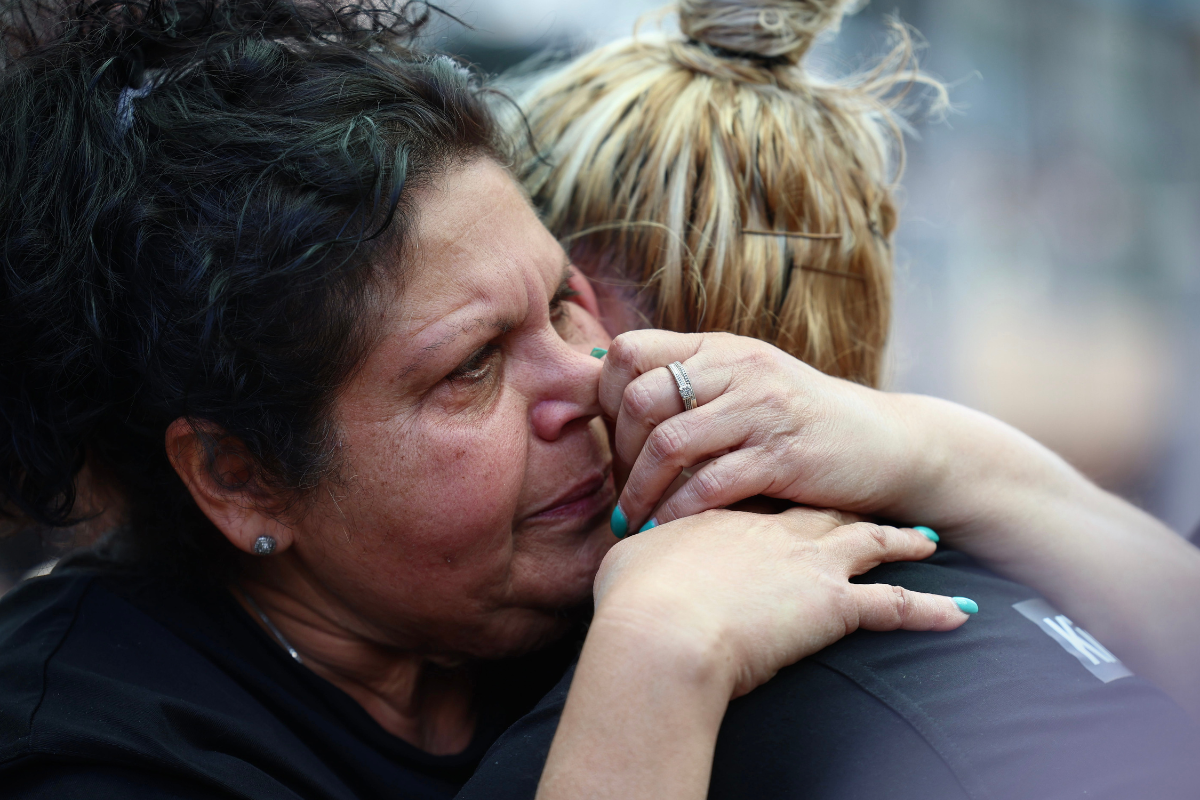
{"left": 914, "top": 526, "right": 939, "bottom": 543}
{"left": 953, "top": 597, "right": 979, "bottom": 615}
{"left": 638, "top": 518, "right": 658, "bottom": 533}
{"left": 611, "top": 505, "right": 628, "bottom": 538}
{"left": 590, "top": 347, "right": 607, "bottom": 359}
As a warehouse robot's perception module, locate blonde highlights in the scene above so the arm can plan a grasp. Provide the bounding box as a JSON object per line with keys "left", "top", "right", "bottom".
{"left": 511, "top": 0, "right": 944, "bottom": 386}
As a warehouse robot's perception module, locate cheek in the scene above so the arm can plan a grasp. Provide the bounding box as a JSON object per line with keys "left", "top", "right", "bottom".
{"left": 337, "top": 398, "right": 529, "bottom": 570}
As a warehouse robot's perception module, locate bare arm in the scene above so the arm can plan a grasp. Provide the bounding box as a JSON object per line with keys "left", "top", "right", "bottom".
{"left": 887, "top": 394, "right": 1200, "bottom": 717}
{"left": 537, "top": 613, "right": 729, "bottom": 800}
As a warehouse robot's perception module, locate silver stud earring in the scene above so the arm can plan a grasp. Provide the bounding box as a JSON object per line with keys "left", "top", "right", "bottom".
{"left": 252, "top": 535, "right": 277, "bottom": 556}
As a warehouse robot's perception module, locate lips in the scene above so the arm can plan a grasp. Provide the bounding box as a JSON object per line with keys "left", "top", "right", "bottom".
{"left": 525, "top": 468, "right": 615, "bottom": 523}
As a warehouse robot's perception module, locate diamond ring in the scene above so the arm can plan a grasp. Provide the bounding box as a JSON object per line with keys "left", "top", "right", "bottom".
{"left": 667, "top": 361, "right": 698, "bottom": 412}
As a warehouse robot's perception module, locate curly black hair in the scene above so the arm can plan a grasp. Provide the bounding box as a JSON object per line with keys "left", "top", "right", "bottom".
{"left": 0, "top": 0, "right": 502, "bottom": 578}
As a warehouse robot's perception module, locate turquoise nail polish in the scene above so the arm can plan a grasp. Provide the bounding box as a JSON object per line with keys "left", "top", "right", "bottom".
{"left": 638, "top": 518, "right": 658, "bottom": 533}
{"left": 953, "top": 597, "right": 979, "bottom": 615}
{"left": 590, "top": 347, "right": 607, "bottom": 359}
{"left": 914, "top": 526, "right": 940, "bottom": 543}
{"left": 611, "top": 505, "right": 628, "bottom": 538}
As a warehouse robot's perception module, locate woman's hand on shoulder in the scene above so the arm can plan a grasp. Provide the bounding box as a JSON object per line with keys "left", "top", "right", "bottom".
{"left": 538, "top": 508, "right": 970, "bottom": 800}
{"left": 591, "top": 507, "right": 970, "bottom": 699}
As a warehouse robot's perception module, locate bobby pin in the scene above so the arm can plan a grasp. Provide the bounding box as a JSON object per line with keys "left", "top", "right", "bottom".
{"left": 800, "top": 265, "right": 866, "bottom": 282}
{"left": 742, "top": 228, "right": 843, "bottom": 240}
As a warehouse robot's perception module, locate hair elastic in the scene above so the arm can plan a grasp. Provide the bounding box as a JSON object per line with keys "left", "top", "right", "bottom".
{"left": 115, "top": 80, "right": 154, "bottom": 137}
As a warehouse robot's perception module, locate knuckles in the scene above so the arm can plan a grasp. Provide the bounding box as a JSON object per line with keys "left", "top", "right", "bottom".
{"left": 621, "top": 377, "right": 660, "bottom": 424}
{"left": 838, "top": 521, "right": 891, "bottom": 554}
{"left": 688, "top": 463, "right": 731, "bottom": 504}
{"left": 606, "top": 332, "right": 639, "bottom": 370}
{"left": 887, "top": 585, "right": 910, "bottom": 625}
{"left": 644, "top": 419, "right": 691, "bottom": 467}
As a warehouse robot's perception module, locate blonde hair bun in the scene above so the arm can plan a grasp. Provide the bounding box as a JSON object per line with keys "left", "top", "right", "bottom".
{"left": 679, "top": 0, "right": 851, "bottom": 62}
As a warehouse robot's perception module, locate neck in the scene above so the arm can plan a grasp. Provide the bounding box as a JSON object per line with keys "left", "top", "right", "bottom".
{"left": 234, "top": 563, "right": 477, "bottom": 755}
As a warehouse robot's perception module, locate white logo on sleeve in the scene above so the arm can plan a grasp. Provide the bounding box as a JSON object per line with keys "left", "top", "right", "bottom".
{"left": 1012, "top": 598, "right": 1133, "bottom": 683}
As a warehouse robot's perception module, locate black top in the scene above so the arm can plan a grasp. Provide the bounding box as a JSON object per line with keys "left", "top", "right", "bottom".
{"left": 460, "top": 550, "right": 1200, "bottom": 800}
{"left": 0, "top": 563, "right": 577, "bottom": 800}
{"left": 2, "top": 551, "right": 1198, "bottom": 800}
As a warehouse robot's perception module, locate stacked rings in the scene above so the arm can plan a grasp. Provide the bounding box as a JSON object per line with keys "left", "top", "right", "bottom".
{"left": 667, "top": 361, "right": 698, "bottom": 411}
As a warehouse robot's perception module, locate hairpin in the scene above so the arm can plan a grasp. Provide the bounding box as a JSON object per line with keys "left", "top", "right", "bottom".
{"left": 742, "top": 229, "right": 860, "bottom": 280}
{"left": 741, "top": 228, "right": 843, "bottom": 240}
{"left": 799, "top": 265, "right": 865, "bottom": 282}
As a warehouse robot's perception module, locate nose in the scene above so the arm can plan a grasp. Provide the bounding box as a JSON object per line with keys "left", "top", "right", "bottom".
{"left": 530, "top": 339, "right": 604, "bottom": 442}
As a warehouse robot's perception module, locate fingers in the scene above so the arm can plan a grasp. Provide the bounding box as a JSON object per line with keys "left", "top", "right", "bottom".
{"left": 646, "top": 448, "right": 772, "bottom": 528}
{"left": 609, "top": 359, "right": 739, "bottom": 502}
{"left": 852, "top": 584, "right": 971, "bottom": 632}
{"left": 611, "top": 366, "right": 692, "bottom": 473}
{"left": 616, "top": 394, "right": 761, "bottom": 528}
{"left": 820, "top": 521, "right": 938, "bottom": 576}
{"left": 599, "top": 331, "right": 708, "bottom": 419}
{"left": 609, "top": 354, "right": 736, "bottom": 461}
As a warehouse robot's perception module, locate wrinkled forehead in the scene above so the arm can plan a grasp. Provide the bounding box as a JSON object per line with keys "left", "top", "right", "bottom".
{"left": 369, "top": 158, "right": 569, "bottom": 371}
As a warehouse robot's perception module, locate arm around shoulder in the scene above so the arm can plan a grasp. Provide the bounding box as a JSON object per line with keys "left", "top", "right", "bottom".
{"left": 888, "top": 392, "right": 1200, "bottom": 719}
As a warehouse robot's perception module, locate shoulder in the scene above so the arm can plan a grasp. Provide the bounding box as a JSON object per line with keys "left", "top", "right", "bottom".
{"left": 0, "top": 571, "right": 218, "bottom": 764}
{"left": 0, "top": 572, "right": 99, "bottom": 761}
{"left": 750, "top": 550, "right": 1200, "bottom": 799}
{"left": 0, "top": 571, "right": 306, "bottom": 798}
{"left": 461, "top": 552, "right": 1200, "bottom": 800}
{"left": 456, "top": 663, "right": 576, "bottom": 800}
{"left": 3, "top": 759, "right": 231, "bottom": 799}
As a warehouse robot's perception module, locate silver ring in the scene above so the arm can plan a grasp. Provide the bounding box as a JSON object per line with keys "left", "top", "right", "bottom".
{"left": 667, "top": 361, "right": 698, "bottom": 411}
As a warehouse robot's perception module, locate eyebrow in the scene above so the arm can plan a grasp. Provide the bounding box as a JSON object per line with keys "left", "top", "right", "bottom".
{"left": 398, "top": 264, "right": 574, "bottom": 379}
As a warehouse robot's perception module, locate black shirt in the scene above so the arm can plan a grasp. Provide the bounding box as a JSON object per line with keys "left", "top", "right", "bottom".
{"left": 0, "top": 564, "right": 576, "bottom": 800}
{"left": 459, "top": 550, "right": 1200, "bottom": 800}
{"left": 3, "top": 552, "right": 1198, "bottom": 799}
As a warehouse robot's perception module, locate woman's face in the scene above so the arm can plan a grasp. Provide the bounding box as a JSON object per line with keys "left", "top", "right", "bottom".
{"left": 289, "top": 159, "right": 615, "bottom": 659}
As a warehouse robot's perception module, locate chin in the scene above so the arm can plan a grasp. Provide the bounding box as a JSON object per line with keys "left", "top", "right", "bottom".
{"left": 471, "top": 521, "right": 610, "bottom": 658}
{"left": 513, "top": 519, "right": 613, "bottom": 601}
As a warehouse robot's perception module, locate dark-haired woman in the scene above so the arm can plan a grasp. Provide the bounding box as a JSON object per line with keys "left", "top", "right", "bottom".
{"left": 0, "top": 3, "right": 1197, "bottom": 800}
{"left": 0, "top": 2, "right": 984, "bottom": 797}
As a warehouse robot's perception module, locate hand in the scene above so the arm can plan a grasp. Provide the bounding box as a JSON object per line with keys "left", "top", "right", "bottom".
{"left": 600, "top": 330, "right": 916, "bottom": 532}
{"left": 592, "top": 507, "right": 970, "bottom": 699}
{"left": 597, "top": 330, "right": 1200, "bottom": 721}
{"left": 538, "top": 507, "right": 970, "bottom": 800}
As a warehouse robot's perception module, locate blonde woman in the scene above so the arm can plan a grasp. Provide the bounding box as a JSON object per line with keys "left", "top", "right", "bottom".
{"left": 454, "top": 1, "right": 1200, "bottom": 797}
{"left": 512, "top": 0, "right": 914, "bottom": 387}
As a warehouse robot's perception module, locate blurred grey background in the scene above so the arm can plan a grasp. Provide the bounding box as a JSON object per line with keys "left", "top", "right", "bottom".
{"left": 4, "top": 0, "right": 1200, "bottom": 590}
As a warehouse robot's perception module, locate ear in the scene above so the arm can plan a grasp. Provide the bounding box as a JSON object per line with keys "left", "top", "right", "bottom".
{"left": 164, "top": 418, "right": 295, "bottom": 556}
{"left": 566, "top": 264, "right": 602, "bottom": 320}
